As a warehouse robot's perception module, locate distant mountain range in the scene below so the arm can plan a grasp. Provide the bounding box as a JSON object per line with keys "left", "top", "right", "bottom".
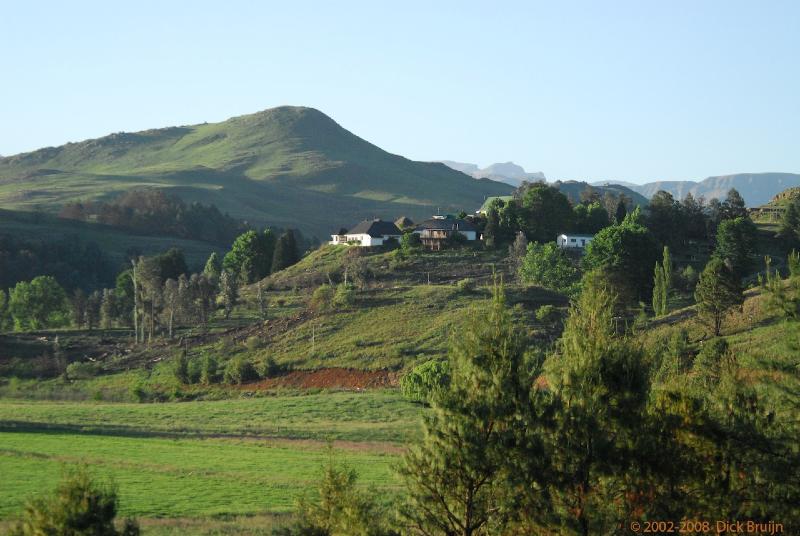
{"left": 593, "top": 172, "right": 800, "bottom": 207}
{"left": 0, "top": 107, "right": 512, "bottom": 238}
{"left": 439, "top": 161, "right": 546, "bottom": 187}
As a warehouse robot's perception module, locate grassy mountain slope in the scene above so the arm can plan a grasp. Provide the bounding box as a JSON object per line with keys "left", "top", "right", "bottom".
{"left": 0, "top": 107, "right": 511, "bottom": 238}
{"left": 0, "top": 208, "right": 222, "bottom": 271}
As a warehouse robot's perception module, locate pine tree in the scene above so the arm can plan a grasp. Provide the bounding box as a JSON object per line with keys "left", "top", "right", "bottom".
{"left": 778, "top": 201, "right": 800, "bottom": 248}
{"left": 762, "top": 255, "right": 800, "bottom": 320}
{"left": 398, "top": 281, "right": 533, "bottom": 536}
{"left": 652, "top": 246, "right": 672, "bottom": 316}
{"left": 615, "top": 197, "right": 628, "bottom": 224}
{"left": 271, "top": 230, "right": 300, "bottom": 273}
{"left": 694, "top": 257, "right": 743, "bottom": 336}
{"left": 653, "top": 262, "right": 667, "bottom": 316}
{"left": 203, "top": 252, "right": 222, "bottom": 282}
{"left": 483, "top": 206, "right": 501, "bottom": 248}
{"left": 721, "top": 188, "right": 748, "bottom": 220}
{"left": 508, "top": 230, "right": 528, "bottom": 279}
{"left": 543, "top": 272, "right": 652, "bottom": 534}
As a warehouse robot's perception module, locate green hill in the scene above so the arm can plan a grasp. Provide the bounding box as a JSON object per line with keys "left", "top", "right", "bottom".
{"left": 0, "top": 106, "right": 511, "bottom": 238}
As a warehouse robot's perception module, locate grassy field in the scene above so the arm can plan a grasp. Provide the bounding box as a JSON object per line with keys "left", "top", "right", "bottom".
{"left": 0, "top": 391, "right": 421, "bottom": 442}
{"left": 0, "top": 391, "right": 420, "bottom": 531}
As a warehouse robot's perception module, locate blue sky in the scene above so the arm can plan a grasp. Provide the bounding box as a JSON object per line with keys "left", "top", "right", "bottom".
{"left": 2, "top": 1, "right": 798, "bottom": 184}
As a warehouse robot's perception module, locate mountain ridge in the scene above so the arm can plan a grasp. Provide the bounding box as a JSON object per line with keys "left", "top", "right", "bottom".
{"left": 0, "top": 106, "right": 512, "bottom": 238}
{"left": 593, "top": 172, "right": 800, "bottom": 206}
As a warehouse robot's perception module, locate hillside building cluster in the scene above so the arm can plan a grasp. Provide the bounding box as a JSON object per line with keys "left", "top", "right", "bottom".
{"left": 331, "top": 215, "right": 479, "bottom": 250}
{"left": 331, "top": 210, "right": 593, "bottom": 251}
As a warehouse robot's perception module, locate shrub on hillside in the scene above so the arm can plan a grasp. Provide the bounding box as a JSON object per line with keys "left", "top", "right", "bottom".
{"left": 65, "top": 361, "right": 100, "bottom": 380}
{"left": 692, "top": 337, "right": 731, "bottom": 387}
{"left": 200, "top": 355, "right": 219, "bottom": 384}
{"left": 310, "top": 284, "right": 334, "bottom": 312}
{"left": 456, "top": 278, "right": 475, "bottom": 293}
{"left": 333, "top": 284, "right": 356, "bottom": 308}
{"left": 223, "top": 357, "right": 258, "bottom": 385}
{"left": 400, "top": 232, "right": 421, "bottom": 256}
{"left": 173, "top": 352, "right": 190, "bottom": 384}
{"left": 259, "top": 356, "right": 283, "bottom": 378}
{"left": 8, "top": 467, "right": 140, "bottom": 536}
{"left": 535, "top": 304, "right": 559, "bottom": 324}
{"left": 400, "top": 359, "right": 450, "bottom": 404}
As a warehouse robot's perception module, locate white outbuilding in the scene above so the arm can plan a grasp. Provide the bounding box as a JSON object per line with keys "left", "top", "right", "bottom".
{"left": 556, "top": 233, "right": 594, "bottom": 249}
{"left": 330, "top": 219, "right": 403, "bottom": 247}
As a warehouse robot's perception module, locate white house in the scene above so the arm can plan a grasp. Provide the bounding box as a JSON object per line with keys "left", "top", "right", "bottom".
{"left": 556, "top": 233, "right": 594, "bottom": 249}
{"left": 330, "top": 219, "right": 403, "bottom": 247}
{"left": 413, "top": 215, "right": 478, "bottom": 250}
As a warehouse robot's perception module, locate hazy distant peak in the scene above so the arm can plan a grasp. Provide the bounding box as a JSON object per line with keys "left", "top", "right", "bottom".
{"left": 603, "top": 172, "right": 800, "bottom": 207}
{"left": 437, "top": 160, "right": 546, "bottom": 186}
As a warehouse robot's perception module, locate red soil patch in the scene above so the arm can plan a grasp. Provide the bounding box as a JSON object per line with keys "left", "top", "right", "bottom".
{"left": 245, "top": 367, "right": 399, "bottom": 390}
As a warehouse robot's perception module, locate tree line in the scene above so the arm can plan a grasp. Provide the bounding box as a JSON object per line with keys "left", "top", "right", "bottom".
{"left": 0, "top": 228, "right": 302, "bottom": 337}
{"left": 58, "top": 189, "right": 247, "bottom": 245}
{"left": 0, "top": 233, "right": 114, "bottom": 292}
{"left": 508, "top": 187, "right": 761, "bottom": 324}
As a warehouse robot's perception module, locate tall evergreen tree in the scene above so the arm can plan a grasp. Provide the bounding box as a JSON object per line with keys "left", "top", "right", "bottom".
{"left": 203, "top": 252, "right": 222, "bottom": 282}
{"left": 695, "top": 257, "right": 743, "bottom": 336}
{"left": 652, "top": 246, "right": 672, "bottom": 317}
{"left": 398, "top": 282, "right": 534, "bottom": 536}
{"left": 483, "top": 205, "right": 501, "bottom": 248}
{"left": 721, "top": 188, "right": 748, "bottom": 220}
{"left": 778, "top": 201, "right": 800, "bottom": 249}
{"left": 614, "top": 197, "right": 627, "bottom": 224}
{"left": 542, "top": 272, "right": 651, "bottom": 534}
{"left": 271, "top": 230, "right": 300, "bottom": 273}
{"left": 653, "top": 262, "right": 667, "bottom": 317}
{"left": 714, "top": 217, "right": 757, "bottom": 279}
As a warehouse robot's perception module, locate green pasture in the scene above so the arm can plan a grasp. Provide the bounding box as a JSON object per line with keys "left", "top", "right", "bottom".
{"left": 0, "top": 391, "right": 419, "bottom": 523}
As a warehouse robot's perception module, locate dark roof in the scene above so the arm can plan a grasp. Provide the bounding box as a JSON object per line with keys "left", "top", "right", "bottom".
{"left": 395, "top": 216, "right": 414, "bottom": 228}
{"left": 346, "top": 219, "right": 402, "bottom": 237}
{"left": 414, "top": 217, "right": 478, "bottom": 232}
